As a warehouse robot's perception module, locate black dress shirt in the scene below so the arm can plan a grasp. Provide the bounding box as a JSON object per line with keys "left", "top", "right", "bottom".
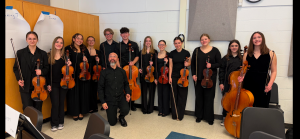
{"left": 118, "top": 40, "right": 140, "bottom": 68}
{"left": 97, "top": 66, "right": 131, "bottom": 105}
{"left": 99, "top": 40, "right": 119, "bottom": 68}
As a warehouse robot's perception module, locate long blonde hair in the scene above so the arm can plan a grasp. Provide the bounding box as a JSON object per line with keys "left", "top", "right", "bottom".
{"left": 141, "top": 36, "right": 155, "bottom": 55}
{"left": 48, "top": 36, "right": 65, "bottom": 65}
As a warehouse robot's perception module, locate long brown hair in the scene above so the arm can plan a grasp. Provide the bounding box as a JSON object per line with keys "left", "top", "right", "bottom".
{"left": 225, "top": 40, "right": 242, "bottom": 61}
{"left": 70, "top": 33, "right": 86, "bottom": 52}
{"left": 247, "top": 31, "right": 269, "bottom": 57}
{"left": 48, "top": 36, "right": 65, "bottom": 65}
{"left": 141, "top": 36, "right": 155, "bottom": 55}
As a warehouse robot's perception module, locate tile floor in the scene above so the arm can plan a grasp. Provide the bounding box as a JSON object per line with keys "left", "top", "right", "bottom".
{"left": 6, "top": 103, "right": 288, "bottom": 139}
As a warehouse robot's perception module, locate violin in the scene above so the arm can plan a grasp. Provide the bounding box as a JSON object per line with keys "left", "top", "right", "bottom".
{"left": 60, "top": 50, "right": 75, "bottom": 89}
{"left": 201, "top": 55, "right": 213, "bottom": 88}
{"left": 123, "top": 43, "right": 141, "bottom": 101}
{"left": 79, "top": 49, "right": 91, "bottom": 81}
{"left": 31, "top": 59, "right": 49, "bottom": 101}
{"left": 177, "top": 57, "right": 189, "bottom": 87}
{"left": 221, "top": 46, "right": 254, "bottom": 138}
{"left": 145, "top": 54, "right": 154, "bottom": 83}
{"left": 158, "top": 55, "right": 169, "bottom": 84}
{"left": 92, "top": 54, "right": 102, "bottom": 82}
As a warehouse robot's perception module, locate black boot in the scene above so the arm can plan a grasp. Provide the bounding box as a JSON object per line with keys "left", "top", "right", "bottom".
{"left": 119, "top": 118, "right": 127, "bottom": 127}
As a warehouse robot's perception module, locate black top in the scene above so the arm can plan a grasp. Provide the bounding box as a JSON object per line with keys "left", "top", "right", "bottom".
{"left": 138, "top": 49, "right": 158, "bottom": 79}
{"left": 88, "top": 49, "right": 101, "bottom": 77}
{"left": 155, "top": 51, "right": 170, "bottom": 79}
{"left": 46, "top": 58, "right": 65, "bottom": 87}
{"left": 99, "top": 40, "right": 119, "bottom": 68}
{"left": 191, "top": 46, "right": 221, "bottom": 80}
{"left": 97, "top": 66, "right": 131, "bottom": 105}
{"left": 218, "top": 55, "right": 243, "bottom": 90}
{"left": 169, "top": 49, "right": 190, "bottom": 78}
{"left": 13, "top": 46, "right": 49, "bottom": 92}
{"left": 118, "top": 40, "right": 140, "bottom": 68}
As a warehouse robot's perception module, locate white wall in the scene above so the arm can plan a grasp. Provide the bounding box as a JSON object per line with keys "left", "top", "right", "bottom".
{"left": 50, "top": 0, "right": 79, "bottom": 11}
{"left": 62, "top": 0, "right": 292, "bottom": 124}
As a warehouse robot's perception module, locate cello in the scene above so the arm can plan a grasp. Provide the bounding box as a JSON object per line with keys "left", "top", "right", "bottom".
{"left": 79, "top": 49, "right": 91, "bottom": 81}
{"left": 92, "top": 54, "right": 101, "bottom": 82}
{"left": 123, "top": 43, "right": 141, "bottom": 101}
{"left": 145, "top": 54, "right": 154, "bottom": 83}
{"left": 158, "top": 55, "right": 169, "bottom": 84}
{"left": 60, "top": 50, "right": 75, "bottom": 89}
{"left": 31, "top": 59, "right": 49, "bottom": 101}
{"left": 221, "top": 46, "right": 254, "bottom": 138}
{"left": 177, "top": 57, "right": 189, "bottom": 87}
{"left": 201, "top": 55, "right": 213, "bottom": 88}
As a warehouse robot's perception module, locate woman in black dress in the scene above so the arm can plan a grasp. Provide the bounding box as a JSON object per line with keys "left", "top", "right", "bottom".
{"left": 191, "top": 33, "right": 221, "bottom": 125}
{"left": 46, "top": 36, "right": 72, "bottom": 131}
{"left": 218, "top": 40, "right": 243, "bottom": 126}
{"left": 238, "top": 31, "right": 277, "bottom": 108}
{"left": 154, "top": 40, "right": 170, "bottom": 117}
{"left": 65, "top": 33, "right": 91, "bottom": 121}
{"left": 86, "top": 36, "right": 101, "bottom": 113}
{"left": 168, "top": 36, "right": 191, "bottom": 121}
{"left": 138, "top": 36, "right": 157, "bottom": 114}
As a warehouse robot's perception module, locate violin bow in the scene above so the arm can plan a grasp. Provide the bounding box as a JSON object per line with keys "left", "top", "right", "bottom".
{"left": 50, "top": 49, "right": 52, "bottom": 92}
{"left": 195, "top": 48, "right": 198, "bottom": 85}
{"left": 11, "top": 38, "right": 24, "bottom": 90}
{"left": 265, "top": 50, "right": 275, "bottom": 95}
{"left": 170, "top": 83, "right": 179, "bottom": 121}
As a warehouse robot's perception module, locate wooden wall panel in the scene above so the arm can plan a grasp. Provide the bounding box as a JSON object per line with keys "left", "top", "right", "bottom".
{"left": 94, "top": 16, "right": 100, "bottom": 50}
{"left": 6, "top": 0, "right": 24, "bottom": 16}
{"left": 55, "top": 8, "right": 78, "bottom": 47}
{"left": 22, "top": 1, "right": 55, "bottom": 31}
{"left": 77, "top": 13, "right": 90, "bottom": 47}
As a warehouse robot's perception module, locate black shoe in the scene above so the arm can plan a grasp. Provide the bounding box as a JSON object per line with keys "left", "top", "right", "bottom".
{"left": 158, "top": 113, "right": 162, "bottom": 116}
{"left": 131, "top": 106, "right": 136, "bottom": 111}
{"left": 119, "top": 118, "right": 127, "bottom": 127}
{"left": 208, "top": 121, "right": 214, "bottom": 125}
{"left": 78, "top": 116, "right": 83, "bottom": 120}
{"left": 162, "top": 114, "right": 167, "bottom": 117}
{"left": 147, "top": 112, "right": 151, "bottom": 114}
{"left": 73, "top": 117, "right": 78, "bottom": 121}
{"left": 143, "top": 112, "right": 147, "bottom": 114}
{"left": 196, "top": 118, "right": 202, "bottom": 123}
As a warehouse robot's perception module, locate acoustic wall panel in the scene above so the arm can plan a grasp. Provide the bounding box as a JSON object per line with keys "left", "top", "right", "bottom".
{"left": 187, "top": 0, "right": 238, "bottom": 41}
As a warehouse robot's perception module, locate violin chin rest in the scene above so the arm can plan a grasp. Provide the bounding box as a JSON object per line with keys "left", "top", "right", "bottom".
{"left": 32, "top": 97, "right": 42, "bottom": 101}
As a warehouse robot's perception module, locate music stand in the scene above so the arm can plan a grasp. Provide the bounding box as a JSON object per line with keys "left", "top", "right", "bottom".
{"left": 17, "top": 114, "right": 45, "bottom": 139}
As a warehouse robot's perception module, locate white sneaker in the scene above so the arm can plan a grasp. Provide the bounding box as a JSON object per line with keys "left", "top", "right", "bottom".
{"left": 220, "top": 120, "right": 224, "bottom": 126}
{"left": 58, "top": 124, "right": 64, "bottom": 130}
{"left": 51, "top": 126, "right": 58, "bottom": 132}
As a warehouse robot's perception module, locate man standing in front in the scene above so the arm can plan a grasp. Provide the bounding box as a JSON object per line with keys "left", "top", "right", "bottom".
{"left": 98, "top": 52, "right": 131, "bottom": 127}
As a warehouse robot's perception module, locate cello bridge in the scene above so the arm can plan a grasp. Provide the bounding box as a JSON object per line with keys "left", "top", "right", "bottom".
{"left": 232, "top": 114, "right": 240, "bottom": 117}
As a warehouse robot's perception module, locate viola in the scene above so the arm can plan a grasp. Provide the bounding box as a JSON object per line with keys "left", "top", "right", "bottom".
{"left": 221, "top": 46, "right": 254, "bottom": 138}
{"left": 79, "top": 49, "right": 91, "bottom": 81}
{"left": 177, "top": 57, "right": 189, "bottom": 87}
{"left": 158, "top": 55, "right": 169, "bottom": 84}
{"left": 31, "top": 59, "right": 49, "bottom": 101}
{"left": 145, "top": 54, "right": 154, "bottom": 83}
{"left": 92, "top": 54, "right": 102, "bottom": 82}
{"left": 123, "top": 43, "right": 141, "bottom": 101}
{"left": 201, "top": 55, "right": 213, "bottom": 88}
{"left": 60, "top": 50, "right": 75, "bottom": 89}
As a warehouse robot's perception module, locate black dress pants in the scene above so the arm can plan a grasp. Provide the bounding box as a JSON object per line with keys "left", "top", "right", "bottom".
{"left": 20, "top": 87, "right": 43, "bottom": 112}
{"left": 89, "top": 80, "right": 99, "bottom": 112}
{"left": 194, "top": 75, "right": 217, "bottom": 122}
{"left": 106, "top": 97, "right": 130, "bottom": 126}
{"left": 141, "top": 80, "right": 156, "bottom": 113}
{"left": 170, "top": 77, "right": 188, "bottom": 120}
{"left": 50, "top": 85, "right": 68, "bottom": 127}
{"left": 157, "top": 82, "right": 170, "bottom": 115}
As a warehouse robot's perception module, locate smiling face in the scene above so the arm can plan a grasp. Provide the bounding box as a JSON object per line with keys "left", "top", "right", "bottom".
{"left": 109, "top": 52, "right": 118, "bottom": 66}
{"left": 26, "top": 34, "right": 38, "bottom": 47}
{"left": 200, "top": 36, "right": 210, "bottom": 46}
{"left": 145, "top": 38, "right": 152, "bottom": 48}
{"left": 120, "top": 32, "right": 129, "bottom": 40}
{"left": 158, "top": 41, "right": 166, "bottom": 51}
{"left": 229, "top": 42, "right": 239, "bottom": 54}
{"left": 72, "top": 35, "right": 83, "bottom": 46}
{"left": 105, "top": 31, "right": 113, "bottom": 41}
{"left": 55, "top": 38, "right": 64, "bottom": 50}
{"left": 174, "top": 40, "right": 182, "bottom": 50}
{"left": 252, "top": 33, "right": 262, "bottom": 46}
{"left": 87, "top": 37, "right": 95, "bottom": 46}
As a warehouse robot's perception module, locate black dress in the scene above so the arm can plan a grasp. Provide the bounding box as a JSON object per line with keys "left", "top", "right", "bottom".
{"left": 138, "top": 49, "right": 157, "bottom": 113}
{"left": 65, "top": 45, "right": 91, "bottom": 116}
{"left": 191, "top": 46, "right": 221, "bottom": 122}
{"left": 243, "top": 52, "right": 271, "bottom": 108}
{"left": 88, "top": 49, "right": 101, "bottom": 112}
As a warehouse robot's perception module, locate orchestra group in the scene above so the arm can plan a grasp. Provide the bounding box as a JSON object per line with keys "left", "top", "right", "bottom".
{"left": 12, "top": 27, "right": 277, "bottom": 137}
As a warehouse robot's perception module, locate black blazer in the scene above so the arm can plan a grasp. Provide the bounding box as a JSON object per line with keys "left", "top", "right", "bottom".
{"left": 13, "top": 46, "right": 49, "bottom": 93}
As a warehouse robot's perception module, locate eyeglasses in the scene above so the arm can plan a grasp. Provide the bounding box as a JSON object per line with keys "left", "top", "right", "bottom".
{"left": 158, "top": 44, "right": 165, "bottom": 46}
{"left": 105, "top": 33, "right": 112, "bottom": 36}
